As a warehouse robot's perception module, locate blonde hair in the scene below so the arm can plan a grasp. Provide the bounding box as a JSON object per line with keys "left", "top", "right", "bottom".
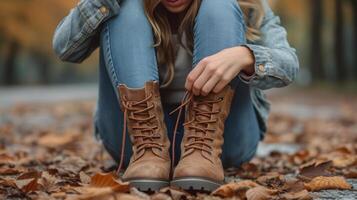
{"left": 144, "top": 0, "right": 264, "bottom": 87}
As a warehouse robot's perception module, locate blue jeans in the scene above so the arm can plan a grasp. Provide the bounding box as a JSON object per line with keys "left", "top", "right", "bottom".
{"left": 95, "top": 0, "right": 260, "bottom": 169}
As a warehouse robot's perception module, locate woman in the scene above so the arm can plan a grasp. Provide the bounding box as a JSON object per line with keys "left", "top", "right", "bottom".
{"left": 53, "top": 0, "right": 298, "bottom": 192}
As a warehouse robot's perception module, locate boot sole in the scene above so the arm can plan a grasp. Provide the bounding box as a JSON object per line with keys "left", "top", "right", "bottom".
{"left": 171, "top": 177, "right": 223, "bottom": 192}
{"left": 127, "top": 179, "right": 169, "bottom": 192}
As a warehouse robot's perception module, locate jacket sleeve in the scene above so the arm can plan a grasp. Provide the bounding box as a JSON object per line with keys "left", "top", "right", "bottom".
{"left": 53, "top": 0, "right": 120, "bottom": 63}
{"left": 239, "top": 0, "right": 299, "bottom": 90}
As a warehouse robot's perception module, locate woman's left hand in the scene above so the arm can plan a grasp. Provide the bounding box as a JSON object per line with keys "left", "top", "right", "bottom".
{"left": 185, "top": 46, "right": 255, "bottom": 96}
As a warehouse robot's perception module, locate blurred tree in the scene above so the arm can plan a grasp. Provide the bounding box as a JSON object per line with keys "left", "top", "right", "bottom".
{"left": 310, "top": 0, "right": 324, "bottom": 80}
{"left": 335, "top": 0, "right": 345, "bottom": 82}
{"left": 352, "top": 0, "right": 357, "bottom": 78}
{"left": 0, "top": 0, "right": 77, "bottom": 85}
{"left": 3, "top": 39, "right": 19, "bottom": 85}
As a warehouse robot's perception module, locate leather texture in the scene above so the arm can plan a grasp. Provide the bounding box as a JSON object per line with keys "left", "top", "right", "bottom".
{"left": 118, "top": 81, "right": 171, "bottom": 181}
{"left": 173, "top": 86, "right": 235, "bottom": 182}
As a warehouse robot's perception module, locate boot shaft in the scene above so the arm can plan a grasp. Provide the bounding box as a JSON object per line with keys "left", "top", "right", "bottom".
{"left": 118, "top": 81, "right": 170, "bottom": 162}
{"left": 181, "top": 86, "right": 235, "bottom": 161}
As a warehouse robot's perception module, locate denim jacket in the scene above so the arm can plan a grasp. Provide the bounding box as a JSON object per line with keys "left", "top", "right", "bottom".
{"left": 53, "top": 0, "right": 299, "bottom": 134}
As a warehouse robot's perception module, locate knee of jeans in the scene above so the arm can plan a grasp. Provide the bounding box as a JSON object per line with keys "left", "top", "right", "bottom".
{"left": 197, "top": 0, "right": 244, "bottom": 24}
{"left": 106, "top": 0, "right": 150, "bottom": 33}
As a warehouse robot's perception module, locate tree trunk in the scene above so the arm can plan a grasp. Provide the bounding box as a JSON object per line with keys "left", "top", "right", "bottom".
{"left": 32, "top": 51, "right": 51, "bottom": 84}
{"left": 3, "top": 40, "right": 20, "bottom": 85}
{"left": 335, "top": 0, "right": 345, "bottom": 82}
{"left": 351, "top": 0, "right": 357, "bottom": 79}
{"left": 310, "top": 0, "right": 324, "bottom": 80}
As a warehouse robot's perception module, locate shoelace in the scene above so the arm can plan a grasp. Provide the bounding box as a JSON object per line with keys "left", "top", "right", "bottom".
{"left": 116, "top": 93, "right": 162, "bottom": 175}
{"left": 169, "top": 92, "right": 223, "bottom": 169}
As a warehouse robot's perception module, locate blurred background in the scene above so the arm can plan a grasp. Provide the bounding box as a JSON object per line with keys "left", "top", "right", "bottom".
{"left": 0, "top": 0, "right": 356, "bottom": 88}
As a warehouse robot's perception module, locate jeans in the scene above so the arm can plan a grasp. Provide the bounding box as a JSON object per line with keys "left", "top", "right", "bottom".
{"left": 95, "top": 0, "right": 260, "bottom": 169}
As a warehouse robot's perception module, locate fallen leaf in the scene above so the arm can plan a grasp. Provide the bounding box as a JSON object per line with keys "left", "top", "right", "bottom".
{"left": 299, "top": 160, "right": 332, "bottom": 180}
{"left": 57, "top": 156, "right": 88, "bottom": 174}
{"left": 236, "top": 163, "right": 261, "bottom": 179}
{"left": 90, "top": 172, "right": 130, "bottom": 192}
{"left": 151, "top": 193, "right": 172, "bottom": 200}
{"left": 331, "top": 155, "right": 356, "bottom": 168}
{"left": 212, "top": 180, "right": 259, "bottom": 198}
{"left": 51, "top": 192, "right": 67, "bottom": 198}
{"left": 17, "top": 171, "right": 42, "bottom": 180}
{"left": 0, "top": 168, "right": 21, "bottom": 175}
{"left": 15, "top": 178, "right": 39, "bottom": 193}
{"left": 343, "top": 169, "right": 357, "bottom": 178}
{"left": 304, "top": 176, "right": 352, "bottom": 191}
{"left": 290, "top": 150, "right": 313, "bottom": 165}
{"left": 68, "top": 187, "right": 139, "bottom": 200}
{"left": 79, "top": 171, "right": 91, "bottom": 184}
{"left": 256, "top": 172, "right": 285, "bottom": 187}
{"left": 0, "top": 178, "right": 17, "bottom": 188}
{"left": 245, "top": 186, "right": 278, "bottom": 200}
{"left": 281, "top": 177, "right": 305, "bottom": 192}
{"left": 38, "top": 171, "right": 60, "bottom": 193}
{"left": 280, "top": 190, "right": 312, "bottom": 200}
{"left": 0, "top": 153, "right": 15, "bottom": 165}
{"left": 38, "top": 131, "right": 79, "bottom": 148}
{"left": 160, "top": 187, "right": 189, "bottom": 200}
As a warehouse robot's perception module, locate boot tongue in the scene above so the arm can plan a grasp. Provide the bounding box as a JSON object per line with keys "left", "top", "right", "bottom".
{"left": 120, "top": 85, "right": 147, "bottom": 101}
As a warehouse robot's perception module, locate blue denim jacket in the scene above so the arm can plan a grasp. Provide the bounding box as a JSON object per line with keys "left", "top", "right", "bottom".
{"left": 53, "top": 0, "right": 299, "bottom": 133}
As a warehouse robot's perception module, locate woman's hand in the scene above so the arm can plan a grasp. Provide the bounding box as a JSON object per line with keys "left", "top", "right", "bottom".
{"left": 185, "top": 46, "right": 255, "bottom": 96}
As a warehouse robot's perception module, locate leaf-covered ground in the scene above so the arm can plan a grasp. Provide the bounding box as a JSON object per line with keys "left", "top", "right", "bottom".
{"left": 0, "top": 87, "right": 356, "bottom": 199}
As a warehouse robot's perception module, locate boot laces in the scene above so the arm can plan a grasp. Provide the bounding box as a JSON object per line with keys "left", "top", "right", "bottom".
{"left": 117, "top": 93, "right": 163, "bottom": 174}
{"left": 169, "top": 92, "right": 223, "bottom": 168}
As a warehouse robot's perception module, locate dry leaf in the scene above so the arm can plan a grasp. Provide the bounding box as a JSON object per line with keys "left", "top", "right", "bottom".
{"left": 51, "top": 192, "right": 67, "bottom": 198}
{"left": 332, "top": 155, "right": 356, "bottom": 168}
{"left": 79, "top": 171, "right": 91, "bottom": 184}
{"left": 343, "top": 169, "right": 357, "bottom": 178}
{"left": 67, "top": 187, "right": 140, "bottom": 200}
{"left": 212, "top": 180, "right": 259, "bottom": 198}
{"left": 304, "top": 176, "right": 352, "bottom": 191}
{"left": 246, "top": 186, "right": 278, "bottom": 200}
{"left": 0, "top": 168, "right": 21, "bottom": 175}
{"left": 159, "top": 187, "right": 189, "bottom": 200}
{"left": 38, "top": 171, "right": 60, "bottom": 193}
{"left": 15, "top": 178, "right": 39, "bottom": 193}
{"left": 57, "top": 156, "right": 88, "bottom": 174}
{"left": 299, "top": 160, "right": 332, "bottom": 179}
{"left": 38, "top": 132, "right": 79, "bottom": 148}
{"left": 236, "top": 163, "right": 261, "bottom": 179}
{"left": 280, "top": 190, "right": 312, "bottom": 200}
{"left": 151, "top": 193, "right": 172, "bottom": 200}
{"left": 256, "top": 172, "right": 285, "bottom": 187}
{"left": 17, "top": 171, "right": 42, "bottom": 180}
{"left": 281, "top": 177, "right": 306, "bottom": 193}
{"left": 90, "top": 172, "right": 130, "bottom": 192}
{"left": 0, "top": 153, "right": 15, "bottom": 165}
{"left": 0, "top": 178, "right": 17, "bottom": 188}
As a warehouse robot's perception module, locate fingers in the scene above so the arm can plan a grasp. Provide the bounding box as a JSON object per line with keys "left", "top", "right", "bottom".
{"left": 191, "top": 66, "right": 212, "bottom": 96}
{"left": 186, "top": 52, "right": 238, "bottom": 95}
{"left": 185, "top": 58, "right": 207, "bottom": 91}
{"left": 213, "top": 74, "right": 231, "bottom": 93}
{"left": 201, "top": 71, "right": 223, "bottom": 96}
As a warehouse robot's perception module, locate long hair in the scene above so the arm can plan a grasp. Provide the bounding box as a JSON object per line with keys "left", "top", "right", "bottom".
{"left": 144, "top": 0, "right": 264, "bottom": 87}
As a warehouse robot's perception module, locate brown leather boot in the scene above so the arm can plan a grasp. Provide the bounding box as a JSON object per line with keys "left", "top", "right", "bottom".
{"left": 117, "top": 81, "right": 170, "bottom": 191}
{"left": 171, "top": 86, "right": 235, "bottom": 191}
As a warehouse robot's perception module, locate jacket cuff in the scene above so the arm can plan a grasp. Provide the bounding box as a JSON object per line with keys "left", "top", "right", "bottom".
{"left": 239, "top": 44, "right": 273, "bottom": 84}
{"left": 78, "top": 0, "right": 120, "bottom": 31}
